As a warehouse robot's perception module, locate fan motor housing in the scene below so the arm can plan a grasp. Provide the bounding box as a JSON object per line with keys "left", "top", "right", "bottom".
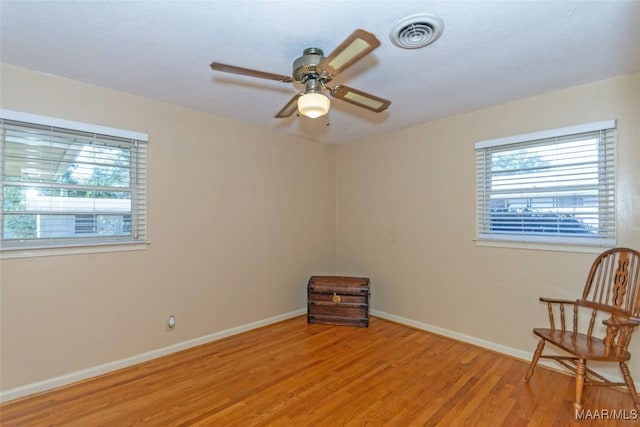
{"left": 293, "top": 48, "right": 331, "bottom": 83}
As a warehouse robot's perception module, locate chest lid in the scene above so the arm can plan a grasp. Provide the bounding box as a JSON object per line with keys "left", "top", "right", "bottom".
{"left": 308, "top": 275, "right": 370, "bottom": 294}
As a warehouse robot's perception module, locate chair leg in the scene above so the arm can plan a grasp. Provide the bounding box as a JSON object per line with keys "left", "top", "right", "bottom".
{"left": 574, "top": 359, "right": 586, "bottom": 415}
{"left": 620, "top": 362, "right": 640, "bottom": 410}
{"left": 525, "top": 338, "right": 545, "bottom": 382}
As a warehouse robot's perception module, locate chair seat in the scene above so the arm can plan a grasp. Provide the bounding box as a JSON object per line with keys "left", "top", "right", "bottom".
{"left": 533, "top": 328, "right": 631, "bottom": 362}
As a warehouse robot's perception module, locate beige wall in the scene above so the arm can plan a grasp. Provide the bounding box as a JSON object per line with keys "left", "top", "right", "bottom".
{"left": 2, "top": 64, "right": 639, "bottom": 395}
{"left": 336, "top": 72, "right": 640, "bottom": 378}
{"left": 0, "top": 64, "right": 337, "bottom": 390}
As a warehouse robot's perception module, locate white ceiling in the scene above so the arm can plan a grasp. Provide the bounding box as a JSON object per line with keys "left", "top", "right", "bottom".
{"left": 1, "top": 1, "right": 639, "bottom": 144}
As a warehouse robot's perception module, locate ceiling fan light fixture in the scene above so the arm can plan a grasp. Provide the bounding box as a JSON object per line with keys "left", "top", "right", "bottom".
{"left": 298, "top": 92, "right": 330, "bottom": 118}
{"left": 211, "top": 29, "right": 391, "bottom": 119}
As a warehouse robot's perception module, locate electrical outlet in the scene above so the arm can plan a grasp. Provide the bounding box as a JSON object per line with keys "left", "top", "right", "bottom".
{"left": 167, "top": 315, "right": 176, "bottom": 330}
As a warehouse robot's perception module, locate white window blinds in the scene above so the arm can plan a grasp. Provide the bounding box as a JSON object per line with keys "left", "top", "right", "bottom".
{"left": 0, "top": 110, "right": 147, "bottom": 251}
{"left": 475, "top": 120, "right": 615, "bottom": 247}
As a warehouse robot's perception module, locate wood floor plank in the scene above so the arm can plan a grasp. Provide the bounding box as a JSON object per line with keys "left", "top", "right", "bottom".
{"left": 1, "top": 315, "right": 638, "bottom": 426}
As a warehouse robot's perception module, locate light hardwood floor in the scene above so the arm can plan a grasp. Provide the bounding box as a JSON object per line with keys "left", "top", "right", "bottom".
{"left": 1, "top": 316, "right": 637, "bottom": 426}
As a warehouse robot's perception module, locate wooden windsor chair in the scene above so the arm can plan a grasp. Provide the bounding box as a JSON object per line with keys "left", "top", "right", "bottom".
{"left": 524, "top": 247, "right": 640, "bottom": 413}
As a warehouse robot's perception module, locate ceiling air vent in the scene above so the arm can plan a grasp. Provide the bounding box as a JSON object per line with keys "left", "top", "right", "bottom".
{"left": 390, "top": 14, "right": 444, "bottom": 49}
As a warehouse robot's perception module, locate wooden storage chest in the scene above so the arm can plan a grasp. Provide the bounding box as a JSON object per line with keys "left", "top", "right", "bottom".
{"left": 307, "top": 276, "right": 370, "bottom": 327}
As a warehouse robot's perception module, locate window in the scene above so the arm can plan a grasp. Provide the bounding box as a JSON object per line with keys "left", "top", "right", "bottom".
{"left": 1, "top": 110, "right": 147, "bottom": 253}
{"left": 74, "top": 214, "right": 97, "bottom": 235}
{"left": 475, "top": 120, "right": 615, "bottom": 248}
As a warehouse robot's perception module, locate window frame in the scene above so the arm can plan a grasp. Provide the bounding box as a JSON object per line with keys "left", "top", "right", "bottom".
{"left": 0, "top": 109, "right": 148, "bottom": 258}
{"left": 475, "top": 120, "right": 616, "bottom": 252}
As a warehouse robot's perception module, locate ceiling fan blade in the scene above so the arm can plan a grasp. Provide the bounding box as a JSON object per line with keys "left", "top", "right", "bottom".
{"left": 210, "top": 62, "right": 293, "bottom": 83}
{"left": 317, "top": 29, "right": 381, "bottom": 77}
{"left": 330, "top": 85, "right": 391, "bottom": 113}
{"left": 275, "top": 93, "right": 303, "bottom": 118}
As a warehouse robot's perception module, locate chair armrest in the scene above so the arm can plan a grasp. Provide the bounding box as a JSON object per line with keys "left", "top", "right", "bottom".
{"left": 603, "top": 317, "right": 640, "bottom": 328}
{"left": 576, "top": 300, "right": 634, "bottom": 318}
{"left": 539, "top": 297, "right": 578, "bottom": 305}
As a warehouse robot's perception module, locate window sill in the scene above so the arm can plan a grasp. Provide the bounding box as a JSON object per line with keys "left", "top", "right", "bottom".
{"left": 0, "top": 242, "right": 149, "bottom": 259}
{"left": 474, "top": 239, "right": 613, "bottom": 254}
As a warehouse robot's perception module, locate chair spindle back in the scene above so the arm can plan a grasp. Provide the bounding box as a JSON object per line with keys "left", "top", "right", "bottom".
{"left": 582, "top": 247, "right": 640, "bottom": 319}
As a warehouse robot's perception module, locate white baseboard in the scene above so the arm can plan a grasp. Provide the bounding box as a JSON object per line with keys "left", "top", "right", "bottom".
{"left": 371, "top": 309, "right": 533, "bottom": 360}
{"left": 3, "top": 308, "right": 637, "bottom": 403}
{"left": 371, "top": 309, "right": 640, "bottom": 389}
{"left": 0, "top": 308, "right": 306, "bottom": 403}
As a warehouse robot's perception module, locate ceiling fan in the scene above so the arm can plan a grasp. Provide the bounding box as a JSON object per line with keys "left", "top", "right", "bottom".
{"left": 210, "top": 29, "right": 391, "bottom": 119}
